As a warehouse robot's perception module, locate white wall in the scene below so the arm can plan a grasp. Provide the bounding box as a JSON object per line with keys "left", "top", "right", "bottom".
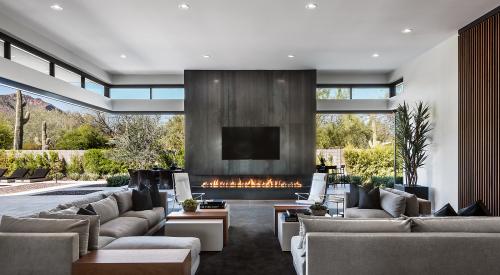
{"left": 317, "top": 71, "right": 389, "bottom": 84}
{"left": 388, "top": 34, "right": 459, "bottom": 210}
{"left": 111, "top": 74, "right": 184, "bottom": 85}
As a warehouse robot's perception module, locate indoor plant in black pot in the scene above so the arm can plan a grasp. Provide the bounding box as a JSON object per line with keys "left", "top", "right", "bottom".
{"left": 309, "top": 202, "right": 328, "bottom": 216}
{"left": 395, "top": 101, "right": 432, "bottom": 199}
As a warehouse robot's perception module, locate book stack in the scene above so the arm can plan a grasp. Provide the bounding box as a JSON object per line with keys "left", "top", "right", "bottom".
{"left": 200, "top": 200, "right": 226, "bottom": 209}
{"left": 283, "top": 209, "right": 310, "bottom": 222}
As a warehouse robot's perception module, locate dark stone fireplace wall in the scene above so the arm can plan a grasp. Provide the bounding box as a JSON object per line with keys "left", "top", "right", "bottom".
{"left": 184, "top": 70, "right": 317, "bottom": 183}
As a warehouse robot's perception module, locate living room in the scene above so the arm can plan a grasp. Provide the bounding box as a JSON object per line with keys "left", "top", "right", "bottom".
{"left": 0, "top": 1, "right": 500, "bottom": 275}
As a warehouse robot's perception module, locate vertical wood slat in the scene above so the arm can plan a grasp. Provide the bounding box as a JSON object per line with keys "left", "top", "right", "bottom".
{"left": 459, "top": 9, "right": 500, "bottom": 215}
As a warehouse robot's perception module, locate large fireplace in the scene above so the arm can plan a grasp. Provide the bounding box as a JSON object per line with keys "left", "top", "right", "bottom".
{"left": 190, "top": 175, "right": 311, "bottom": 200}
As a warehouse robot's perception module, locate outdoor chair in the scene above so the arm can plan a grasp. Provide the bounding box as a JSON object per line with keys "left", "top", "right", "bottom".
{"left": 172, "top": 173, "right": 205, "bottom": 212}
{"left": 295, "top": 173, "right": 327, "bottom": 205}
{"left": 0, "top": 168, "right": 29, "bottom": 183}
{"left": 15, "top": 168, "right": 50, "bottom": 183}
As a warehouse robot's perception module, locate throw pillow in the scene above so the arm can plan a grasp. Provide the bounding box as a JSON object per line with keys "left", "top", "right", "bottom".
{"left": 358, "top": 187, "right": 381, "bottom": 209}
{"left": 132, "top": 189, "right": 153, "bottom": 211}
{"left": 140, "top": 183, "right": 162, "bottom": 208}
{"left": 38, "top": 213, "right": 100, "bottom": 251}
{"left": 77, "top": 207, "right": 96, "bottom": 215}
{"left": 385, "top": 188, "right": 420, "bottom": 217}
{"left": 89, "top": 196, "right": 120, "bottom": 224}
{"left": 410, "top": 216, "right": 500, "bottom": 233}
{"left": 113, "top": 190, "right": 133, "bottom": 214}
{"left": 348, "top": 183, "right": 359, "bottom": 207}
{"left": 434, "top": 203, "right": 458, "bottom": 217}
{"left": 0, "top": 215, "right": 90, "bottom": 256}
{"left": 458, "top": 200, "right": 491, "bottom": 216}
{"left": 379, "top": 188, "right": 406, "bottom": 217}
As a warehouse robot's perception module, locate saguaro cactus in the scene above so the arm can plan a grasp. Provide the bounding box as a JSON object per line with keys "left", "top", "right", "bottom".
{"left": 41, "top": 121, "right": 50, "bottom": 150}
{"left": 13, "top": 90, "right": 30, "bottom": 150}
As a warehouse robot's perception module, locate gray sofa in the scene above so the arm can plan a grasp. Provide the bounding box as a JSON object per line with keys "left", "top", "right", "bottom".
{"left": 0, "top": 189, "right": 201, "bottom": 275}
{"left": 344, "top": 187, "right": 432, "bottom": 218}
{"left": 291, "top": 216, "right": 500, "bottom": 275}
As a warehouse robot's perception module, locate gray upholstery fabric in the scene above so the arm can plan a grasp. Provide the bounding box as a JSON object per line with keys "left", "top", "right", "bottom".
{"left": 417, "top": 198, "right": 432, "bottom": 215}
{"left": 102, "top": 236, "right": 201, "bottom": 275}
{"left": 344, "top": 207, "right": 393, "bottom": 218}
{"left": 0, "top": 215, "right": 90, "bottom": 256}
{"left": 297, "top": 214, "right": 337, "bottom": 249}
{"left": 99, "top": 217, "right": 148, "bottom": 238}
{"left": 97, "top": 235, "right": 116, "bottom": 249}
{"left": 121, "top": 208, "right": 162, "bottom": 228}
{"left": 42, "top": 206, "right": 80, "bottom": 215}
{"left": 113, "top": 190, "right": 133, "bottom": 214}
{"left": 291, "top": 236, "right": 305, "bottom": 275}
{"left": 411, "top": 217, "right": 500, "bottom": 233}
{"left": 0, "top": 232, "right": 79, "bottom": 275}
{"left": 385, "top": 188, "right": 419, "bottom": 216}
{"left": 57, "top": 193, "right": 106, "bottom": 209}
{"left": 39, "top": 212, "right": 100, "bottom": 250}
{"left": 306, "top": 232, "right": 500, "bottom": 275}
{"left": 90, "top": 196, "right": 120, "bottom": 224}
{"left": 379, "top": 188, "right": 406, "bottom": 217}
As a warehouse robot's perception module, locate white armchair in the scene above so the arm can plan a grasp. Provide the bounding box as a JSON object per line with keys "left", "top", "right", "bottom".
{"left": 295, "top": 173, "right": 327, "bottom": 205}
{"left": 172, "top": 173, "right": 205, "bottom": 211}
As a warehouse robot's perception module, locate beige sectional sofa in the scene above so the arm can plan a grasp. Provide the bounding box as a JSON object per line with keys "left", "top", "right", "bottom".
{"left": 0, "top": 189, "right": 201, "bottom": 275}
{"left": 291, "top": 216, "right": 500, "bottom": 275}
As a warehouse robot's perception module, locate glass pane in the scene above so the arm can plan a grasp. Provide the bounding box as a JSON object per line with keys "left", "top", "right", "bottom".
{"left": 395, "top": 82, "right": 404, "bottom": 95}
{"left": 55, "top": 65, "right": 81, "bottom": 87}
{"left": 85, "top": 79, "right": 105, "bottom": 96}
{"left": 152, "top": 88, "right": 185, "bottom": 99}
{"left": 110, "top": 88, "right": 150, "bottom": 99}
{"left": 316, "top": 88, "right": 350, "bottom": 99}
{"left": 11, "top": 45, "right": 50, "bottom": 74}
{"left": 0, "top": 40, "right": 4, "bottom": 58}
{"left": 351, "top": 87, "right": 390, "bottom": 99}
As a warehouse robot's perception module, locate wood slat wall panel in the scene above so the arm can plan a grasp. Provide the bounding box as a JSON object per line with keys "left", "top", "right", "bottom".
{"left": 459, "top": 8, "right": 500, "bottom": 215}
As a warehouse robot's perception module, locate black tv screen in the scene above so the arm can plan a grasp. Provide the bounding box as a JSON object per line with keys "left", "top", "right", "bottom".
{"left": 222, "top": 127, "right": 280, "bottom": 160}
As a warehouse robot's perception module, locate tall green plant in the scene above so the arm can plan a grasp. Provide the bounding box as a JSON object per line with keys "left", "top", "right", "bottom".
{"left": 395, "top": 102, "right": 432, "bottom": 186}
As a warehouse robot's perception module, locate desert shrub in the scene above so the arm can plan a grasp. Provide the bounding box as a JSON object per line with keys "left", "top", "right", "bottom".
{"left": 67, "top": 172, "right": 81, "bottom": 180}
{"left": 344, "top": 145, "right": 395, "bottom": 183}
{"left": 83, "top": 149, "right": 126, "bottom": 176}
{"left": 48, "top": 151, "right": 66, "bottom": 179}
{"left": 67, "top": 155, "right": 84, "bottom": 175}
{"left": 370, "top": 176, "right": 395, "bottom": 189}
{"left": 0, "top": 150, "right": 14, "bottom": 169}
{"left": 80, "top": 172, "right": 100, "bottom": 181}
{"left": 106, "top": 174, "right": 130, "bottom": 187}
{"left": 34, "top": 152, "right": 51, "bottom": 168}
{"left": 0, "top": 121, "right": 13, "bottom": 149}
{"left": 56, "top": 125, "right": 108, "bottom": 150}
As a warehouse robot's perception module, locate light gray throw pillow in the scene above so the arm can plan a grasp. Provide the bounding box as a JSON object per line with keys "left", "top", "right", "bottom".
{"left": 379, "top": 188, "right": 406, "bottom": 217}
{"left": 385, "top": 188, "right": 420, "bottom": 216}
{"left": 113, "top": 190, "right": 133, "bottom": 214}
{"left": 411, "top": 217, "right": 500, "bottom": 233}
{"left": 90, "top": 196, "right": 119, "bottom": 224}
{"left": 0, "top": 215, "right": 90, "bottom": 256}
{"left": 39, "top": 213, "right": 100, "bottom": 250}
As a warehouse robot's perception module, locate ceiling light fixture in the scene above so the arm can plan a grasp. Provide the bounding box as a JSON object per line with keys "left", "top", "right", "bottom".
{"left": 288, "top": 54, "right": 295, "bottom": 58}
{"left": 50, "top": 4, "right": 63, "bottom": 11}
{"left": 203, "top": 54, "right": 211, "bottom": 58}
{"left": 372, "top": 53, "right": 380, "bottom": 58}
{"left": 120, "top": 54, "right": 127, "bottom": 59}
{"left": 178, "top": 3, "right": 190, "bottom": 10}
{"left": 305, "top": 3, "right": 317, "bottom": 10}
{"left": 402, "top": 28, "right": 413, "bottom": 34}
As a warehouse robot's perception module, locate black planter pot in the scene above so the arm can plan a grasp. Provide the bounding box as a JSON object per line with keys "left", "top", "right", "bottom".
{"left": 395, "top": 184, "right": 429, "bottom": 200}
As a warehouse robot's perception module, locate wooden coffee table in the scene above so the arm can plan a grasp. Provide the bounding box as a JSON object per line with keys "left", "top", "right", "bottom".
{"left": 273, "top": 204, "right": 310, "bottom": 236}
{"left": 167, "top": 208, "right": 229, "bottom": 246}
{"left": 72, "top": 249, "right": 191, "bottom": 275}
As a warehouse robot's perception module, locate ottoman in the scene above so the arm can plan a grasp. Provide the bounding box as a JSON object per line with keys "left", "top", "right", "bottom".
{"left": 165, "top": 219, "right": 224, "bottom": 251}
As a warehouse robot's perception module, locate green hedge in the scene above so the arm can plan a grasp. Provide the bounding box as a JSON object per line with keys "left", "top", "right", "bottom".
{"left": 82, "top": 149, "right": 127, "bottom": 176}
{"left": 106, "top": 174, "right": 130, "bottom": 187}
{"left": 344, "top": 145, "right": 395, "bottom": 183}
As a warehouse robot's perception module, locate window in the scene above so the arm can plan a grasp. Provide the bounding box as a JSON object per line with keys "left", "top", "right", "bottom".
{"left": 110, "top": 88, "right": 150, "bottom": 99}
{"left": 395, "top": 82, "right": 404, "bottom": 95}
{"left": 316, "top": 88, "right": 350, "bottom": 99}
{"left": 351, "top": 87, "right": 390, "bottom": 99}
{"left": 85, "top": 79, "right": 105, "bottom": 96}
{"left": 55, "top": 65, "right": 81, "bottom": 87}
{"left": 11, "top": 45, "right": 50, "bottom": 74}
{"left": 0, "top": 40, "right": 4, "bottom": 58}
{"left": 152, "top": 87, "right": 185, "bottom": 99}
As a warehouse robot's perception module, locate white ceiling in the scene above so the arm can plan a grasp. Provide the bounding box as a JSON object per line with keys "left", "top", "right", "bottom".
{"left": 0, "top": 0, "right": 498, "bottom": 75}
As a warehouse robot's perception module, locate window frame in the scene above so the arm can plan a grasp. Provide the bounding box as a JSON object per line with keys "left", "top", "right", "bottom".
{"left": 108, "top": 84, "right": 184, "bottom": 100}
{"left": 317, "top": 84, "right": 393, "bottom": 100}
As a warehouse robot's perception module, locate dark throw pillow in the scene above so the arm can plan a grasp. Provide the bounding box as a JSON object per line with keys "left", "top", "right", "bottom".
{"left": 434, "top": 203, "right": 458, "bottom": 217}
{"left": 458, "top": 200, "right": 491, "bottom": 216}
{"left": 349, "top": 183, "right": 360, "bottom": 207}
{"left": 77, "top": 206, "right": 97, "bottom": 215}
{"left": 132, "top": 189, "right": 153, "bottom": 211}
{"left": 358, "top": 187, "right": 381, "bottom": 209}
{"left": 140, "top": 182, "right": 162, "bottom": 208}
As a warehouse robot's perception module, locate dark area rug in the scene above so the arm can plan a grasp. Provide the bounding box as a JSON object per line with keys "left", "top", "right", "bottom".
{"left": 196, "top": 201, "right": 296, "bottom": 275}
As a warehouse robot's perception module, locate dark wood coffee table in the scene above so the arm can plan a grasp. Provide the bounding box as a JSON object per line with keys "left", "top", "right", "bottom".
{"left": 72, "top": 249, "right": 191, "bottom": 275}
{"left": 273, "top": 204, "right": 310, "bottom": 236}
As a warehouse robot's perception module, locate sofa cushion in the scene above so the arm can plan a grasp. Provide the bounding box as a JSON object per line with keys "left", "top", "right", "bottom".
{"left": 121, "top": 208, "right": 162, "bottom": 228}
{"left": 57, "top": 193, "right": 106, "bottom": 209}
{"left": 90, "top": 196, "right": 120, "bottom": 224}
{"left": 97, "top": 236, "right": 116, "bottom": 249}
{"left": 379, "top": 188, "right": 406, "bottom": 218}
{"left": 344, "top": 207, "right": 393, "bottom": 219}
{"left": 99, "top": 217, "right": 148, "bottom": 238}
{"left": 385, "top": 188, "right": 419, "bottom": 216}
{"left": 297, "top": 214, "right": 336, "bottom": 249}
{"left": 113, "top": 190, "right": 133, "bottom": 214}
{"left": 38, "top": 213, "right": 100, "bottom": 250}
{"left": 434, "top": 203, "right": 458, "bottom": 217}
{"left": 358, "top": 187, "right": 381, "bottom": 209}
{"left": 411, "top": 217, "right": 500, "bottom": 233}
{"left": 132, "top": 189, "right": 153, "bottom": 211}
{"left": 291, "top": 236, "right": 306, "bottom": 275}
{"left": 0, "top": 215, "right": 90, "bottom": 256}
{"left": 152, "top": 207, "right": 166, "bottom": 220}
{"left": 348, "top": 184, "right": 360, "bottom": 207}
{"left": 458, "top": 200, "right": 491, "bottom": 216}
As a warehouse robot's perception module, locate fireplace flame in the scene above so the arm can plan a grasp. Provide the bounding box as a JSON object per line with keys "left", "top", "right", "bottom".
{"left": 201, "top": 178, "right": 302, "bottom": 188}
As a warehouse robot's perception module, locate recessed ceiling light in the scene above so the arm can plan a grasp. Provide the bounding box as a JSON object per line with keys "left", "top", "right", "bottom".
{"left": 50, "top": 4, "right": 63, "bottom": 11}
{"left": 305, "top": 3, "right": 317, "bottom": 10}
{"left": 402, "top": 28, "right": 413, "bottom": 34}
{"left": 372, "top": 53, "right": 380, "bottom": 58}
{"left": 178, "top": 3, "right": 190, "bottom": 10}
{"left": 120, "top": 54, "right": 127, "bottom": 59}
{"left": 288, "top": 54, "right": 295, "bottom": 58}
{"left": 203, "top": 54, "right": 211, "bottom": 58}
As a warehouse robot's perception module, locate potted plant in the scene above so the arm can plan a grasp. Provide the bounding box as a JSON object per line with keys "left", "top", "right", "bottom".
{"left": 182, "top": 199, "right": 198, "bottom": 212}
{"left": 395, "top": 101, "right": 432, "bottom": 199}
{"left": 309, "top": 202, "right": 328, "bottom": 216}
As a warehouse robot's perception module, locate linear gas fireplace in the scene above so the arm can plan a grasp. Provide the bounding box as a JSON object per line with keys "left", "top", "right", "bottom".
{"left": 190, "top": 175, "right": 310, "bottom": 200}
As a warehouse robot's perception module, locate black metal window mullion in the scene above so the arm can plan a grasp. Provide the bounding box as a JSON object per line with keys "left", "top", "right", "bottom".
{"left": 81, "top": 76, "right": 85, "bottom": 89}
{"left": 4, "top": 41, "right": 11, "bottom": 59}
{"left": 49, "top": 62, "right": 55, "bottom": 76}
{"left": 150, "top": 87, "right": 153, "bottom": 100}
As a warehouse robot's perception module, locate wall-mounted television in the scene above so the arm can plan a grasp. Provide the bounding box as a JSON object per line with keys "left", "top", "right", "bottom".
{"left": 222, "top": 127, "right": 280, "bottom": 160}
